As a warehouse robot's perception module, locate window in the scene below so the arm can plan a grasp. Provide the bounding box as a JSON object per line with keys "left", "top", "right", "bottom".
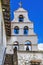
{"left": 19, "top": 15, "right": 24, "bottom": 22}
{"left": 24, "top": 26, "right": 28, "bottom": 34}
{"left": 14, "top": 26, "right": 19, "bottom": 34}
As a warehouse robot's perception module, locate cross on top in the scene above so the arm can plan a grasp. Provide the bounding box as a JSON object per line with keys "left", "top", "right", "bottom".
{"left": 19, "top": 1, "right": 22, "bottom": 8}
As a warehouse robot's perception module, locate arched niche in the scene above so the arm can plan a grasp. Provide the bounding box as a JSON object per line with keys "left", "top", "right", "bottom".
{"left": 25, "top": 40, "right": 32, "bottom": 51}
{"left": 18, "top": 15, "right": 24, "bottom": 22}
{"left": 14, "top": 26, "right": 19, "bottom": 34}
{"left": 24, "top": 26, "right": 28, "bottom": 35}
{"left": 13, "top": 41, "right": 19, "bottom": 51}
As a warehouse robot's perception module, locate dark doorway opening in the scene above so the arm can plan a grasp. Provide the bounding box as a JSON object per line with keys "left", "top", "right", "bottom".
{"left": 13, "top": 47, "right": 17, "bottom": 53}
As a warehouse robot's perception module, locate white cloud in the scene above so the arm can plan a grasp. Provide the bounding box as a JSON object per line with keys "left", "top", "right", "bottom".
{"left": 38, "top": 43, "right": 43, "bottom": 51}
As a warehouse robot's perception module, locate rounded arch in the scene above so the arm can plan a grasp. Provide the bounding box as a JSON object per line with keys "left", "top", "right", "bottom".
{"left": 24, "top": 26, "right": 28, "bottom": 30}
{"left": 13, "top": 41, "right": 19, "bottom": 45}
{"left": 24, "top": 26, "right": 28, "bottom": 34}
{"left": 19, "top": 15, "right": 24, "bottom": 17}
{"left": 25, "top": 40, "right": 31, "bottom": 45}
{"left": 13, "top": 41, "right": 19, "bottom": 51}
{"left": 25, "top": 40, "right": 32, "bottom": 51}
{"left": 14, "top": 26, "right": 19, "bottom": 34}
{"left": 19, "top": 15, "right": 24, "bottom": 22}
{"left": 14, "top": 26, "right": 19, "bottom": 30}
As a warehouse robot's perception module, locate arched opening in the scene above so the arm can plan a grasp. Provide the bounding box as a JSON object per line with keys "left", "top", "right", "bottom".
{"left": 14, "top": 41, "right": 19, "bottom": 44}
{"left": 26, "top": 45, "right": 29, "bottom": 51}
{"left": 19, "top": 15, "right": 24, "bottom": 22}
{"left": 13, "top": 47, "right": 17, "bottom": 53}
{"left": 14, "top": 26, "right": 19, "bottom": 34}
{"left": 13, "top": 41, "right": 19, "bottom": 51}
{"left": 25, "top": 40, "right": 32, "bottom": 51}
{"left": 24, "top": 26, "right": 28, "bottom": 35}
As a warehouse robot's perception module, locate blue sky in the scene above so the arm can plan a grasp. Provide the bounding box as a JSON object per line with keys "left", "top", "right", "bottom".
{"left": 10, "top": 0, "right": 43, "bottom": 43}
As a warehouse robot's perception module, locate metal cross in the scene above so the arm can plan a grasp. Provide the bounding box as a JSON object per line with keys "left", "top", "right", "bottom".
{"left": 19, "top": 1, "right": 22, "bottom": 8}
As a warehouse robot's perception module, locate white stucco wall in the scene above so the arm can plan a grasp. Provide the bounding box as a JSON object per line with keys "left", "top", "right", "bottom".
{"left": 12, "top": 8, "right": 31, "bottom": 22}
{"left": 11, "top": 22, "right": 35, "bottom": 35}
{"left": 9, "top": 36, "right": 38, "bottom": 44}
{"left": 6, "top": 45, "right": 13, "bottom": 54}
{"left": 6, "top": 35, "right": 38, "bottom": 51}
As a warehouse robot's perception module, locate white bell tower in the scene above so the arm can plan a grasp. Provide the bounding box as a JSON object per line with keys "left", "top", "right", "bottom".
{"left": 11, "top": 2, "right": 38, "bottom": 51}
{"left": 6, "top": 2, "right": 38, "bottom": 54}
